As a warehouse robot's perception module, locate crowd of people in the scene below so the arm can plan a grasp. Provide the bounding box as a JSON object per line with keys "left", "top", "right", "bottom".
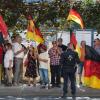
{"left": 0, "top": 34, "right": 100, "bottom": 99}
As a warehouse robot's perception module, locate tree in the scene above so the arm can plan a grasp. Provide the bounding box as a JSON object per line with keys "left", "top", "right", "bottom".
{"left": 0, "top": 0, "right": 100, "bottom": 34}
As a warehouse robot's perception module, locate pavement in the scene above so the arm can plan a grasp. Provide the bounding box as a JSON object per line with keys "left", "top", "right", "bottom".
{"left": 0, "top": 84, "right": 100, "bottom": 98}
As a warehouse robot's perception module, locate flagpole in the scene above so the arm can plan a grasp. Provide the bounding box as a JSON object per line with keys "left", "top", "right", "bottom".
{"left": 69, "top": 0, "right": 74, "bottom": 42}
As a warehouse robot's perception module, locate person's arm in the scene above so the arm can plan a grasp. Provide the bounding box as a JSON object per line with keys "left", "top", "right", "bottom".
{"left": 38, "top": 57, "right": 48, "bottom": 62}
{"left": 30, "top": 51, "right": 38, "bottom": 60}
{"left": 60, "top": 53, "right": 64, "bottom": 66}
{"left": 57, "top": 47, "right": 62, "bottom": 55}
{"left": 14, "top": 43, "right": 24, "bottom": 56}
{"left": 14, "top": 47, "right": 24, "bottom": 56}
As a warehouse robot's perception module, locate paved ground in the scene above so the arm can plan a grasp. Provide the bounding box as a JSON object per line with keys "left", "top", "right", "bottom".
{"left": 0, "top": 96, "right": 100, "bottom": 100}
{"left": 0, "top": 84, "right": 100, "bottom": 100}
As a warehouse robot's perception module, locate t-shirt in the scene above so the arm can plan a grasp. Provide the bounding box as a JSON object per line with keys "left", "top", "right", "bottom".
{"left": 58, "top": 44, "right": 67, "bottom": 51}
{"left": 4, "top": 50, "right": 13, "bottom": 68}
{"left": 13, "top": 42, "right": 24, "bottom": 58}
{"left": 39, "top": 52, "right": 49, "bottom": 69}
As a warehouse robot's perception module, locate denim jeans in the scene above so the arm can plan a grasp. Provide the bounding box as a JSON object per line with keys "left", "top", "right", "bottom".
{"left": 78, "top": 62, "right": 84, "bottom": 74}
{"left": 39, "top": 68, "right": 49, "bottom": 85}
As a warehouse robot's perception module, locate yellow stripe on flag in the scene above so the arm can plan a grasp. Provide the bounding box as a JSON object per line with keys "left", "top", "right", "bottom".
{"left": 83, "top": 76, "right": 100, "bottom": 89}
{"left": 75, "top": 44, "right": 81, "bottom": 58}
{"left": 67, "top": 15, "right": 84, "bottom": 29}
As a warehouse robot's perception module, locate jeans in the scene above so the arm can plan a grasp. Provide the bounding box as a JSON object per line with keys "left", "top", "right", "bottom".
{"left": 39, "top": 68, "right": 49, "bottom": 85}
{"left": 14, "top": 58, "right": 23, "bottom": 84}
{"left": 63, "top": 69, "right": 76, "bottom": 95}
{"left": 78, "top": 62, "right": 84, "bottom": 74}
{"left": 50, "top": 65, "right": 61, "bottom": 85}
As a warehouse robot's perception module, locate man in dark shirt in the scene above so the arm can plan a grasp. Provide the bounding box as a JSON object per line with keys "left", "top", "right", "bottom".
{"left": 61, "top": 43, "right": 80, "bottom": 100}
{"left": 57, "top": 38, "right": 67, "bottom": 77}
{"left": 57, "top": 38, "right": 67, "bottom": 52}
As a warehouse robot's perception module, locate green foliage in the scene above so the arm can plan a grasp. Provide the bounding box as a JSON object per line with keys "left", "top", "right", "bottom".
{"left": 0, "top": 0, "right": 100, "bottom": 33}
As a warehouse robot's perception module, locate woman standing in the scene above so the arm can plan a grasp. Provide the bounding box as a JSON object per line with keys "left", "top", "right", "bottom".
{"left": 25, "top": 46, "right": 37, "bottom": 86}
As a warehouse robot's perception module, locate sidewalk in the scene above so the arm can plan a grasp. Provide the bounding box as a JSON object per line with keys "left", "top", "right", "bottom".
{"left": 0, "top": 84, "right": 100, "bottom": 97}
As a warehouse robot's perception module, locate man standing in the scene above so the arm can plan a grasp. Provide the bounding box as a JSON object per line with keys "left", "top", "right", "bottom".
{"left": 61, "top": 43, "right": 80, "bottom": 100}
{"left": 48, "top": 41, "right": 62, "bottom": 88}
{"left": 57, "top": 38, "right": 67, "bottom": 52}
{"left": 13, "top": 35, "right": 24, "bottom": 85}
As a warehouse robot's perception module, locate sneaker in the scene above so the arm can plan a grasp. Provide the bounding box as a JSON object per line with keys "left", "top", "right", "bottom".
{"left": 51, "top": 84, "right": 56, "bottom": 88}
{"left": 45, "top": 84, "right": 49, "bottom": 89}
{"left": 40, "top": 84, "right": 45, "bottom": 89}
{"left": 13, "top": 82, "right": 17, "bottom": 86}
{"left": 61, "top": 93, "right": 67, "bottom": 98}
{"left": 56, "top": 84, "right": 61, "bottom": 88}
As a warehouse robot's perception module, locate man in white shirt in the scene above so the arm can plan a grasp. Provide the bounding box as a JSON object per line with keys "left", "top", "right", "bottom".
{"left": 13, "top": 35, "right": 24, "bottom": 85}
{"left": 38, "top": 45, "right": 49, "bottom": 89}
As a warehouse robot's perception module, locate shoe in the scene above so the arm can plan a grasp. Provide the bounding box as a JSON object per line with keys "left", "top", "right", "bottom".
{"left": 8, "top": 83, "right": 12, "bottom": 86}
{"left": 61, "top": 93, "right": 67, "bottom": 98}
{"left": 51, "top": 84, "right": 56, "bottom": 88}
{"left": 40, "top": 84, "right": 45, "bottom": 89}
{"left": 72, "top": 94, "right": 76, "bottom": 100}
{"left": 56, "top": 84, "right": 61, "bottom": 88}
{"left": 13, "top": 82, "right": 17, "bottom": 86}
{"left": 45, "top": 84, "right": 49, "bottom": 89}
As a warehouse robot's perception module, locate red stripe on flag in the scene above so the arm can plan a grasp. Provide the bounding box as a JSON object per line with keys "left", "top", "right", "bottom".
{"left": 84, "top": 60, "right": 100, "bottom": 79}
{"left": 70, "top": 32, "right": 77, "bottom": 48}
{"left": 0, "top": 15, "right": 8, "bottom": 38}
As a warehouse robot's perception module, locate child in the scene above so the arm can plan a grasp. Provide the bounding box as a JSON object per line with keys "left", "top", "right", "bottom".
{"left": 4, "top": 43, "right": 13, "bottom": 86}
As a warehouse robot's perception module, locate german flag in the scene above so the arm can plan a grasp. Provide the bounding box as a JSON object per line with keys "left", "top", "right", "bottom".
{"left": 0, "top": 15, "right": 8, "bottom": 39}
{"left": 26, "top": 18, "right": 44, "bottom": 44}
{"left": 84, "top": 45, "right": 100, "bottom": 89}
{"left": 67, "top": 9, "right": 84, "bottom": 29}
{"left": 70, "top": 29, "right": 81, "bottom": 57}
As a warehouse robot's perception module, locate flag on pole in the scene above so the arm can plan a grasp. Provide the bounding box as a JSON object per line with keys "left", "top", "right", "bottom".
{"left": 26, "top": 18, "right": 44, "bottom": 44}
{"left": 70, "top": 30, "right": 81, "bottom": 57}
{"left": 67, "top": 9, "right": 84, "bottom": 29}
{"left": 0, "top": 15, "right": 8, "bottom": 38}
